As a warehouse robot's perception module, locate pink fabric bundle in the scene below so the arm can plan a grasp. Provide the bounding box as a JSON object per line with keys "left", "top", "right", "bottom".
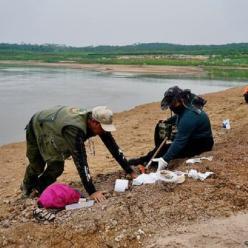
{"left": 38, "top": 183, "right": 81, "bottom": 209}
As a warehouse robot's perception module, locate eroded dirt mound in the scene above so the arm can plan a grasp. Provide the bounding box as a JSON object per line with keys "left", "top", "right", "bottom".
{"left": 0, "top": 87, "right": 248, "bottom": 247}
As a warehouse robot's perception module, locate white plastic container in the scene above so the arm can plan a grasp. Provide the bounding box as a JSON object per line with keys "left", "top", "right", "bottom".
{"left": 223, "top": 119, "right": 231, "bottom": 129}
{"left": 65, "top": 199, "right": 94, "bottom": 210}
{"left": 114, "top": 179, "right": 129, "bottom": 192}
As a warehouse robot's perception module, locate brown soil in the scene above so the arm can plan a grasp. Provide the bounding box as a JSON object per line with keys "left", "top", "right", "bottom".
{"left": 0, "top": 87, "right": 248, "bottom": 248}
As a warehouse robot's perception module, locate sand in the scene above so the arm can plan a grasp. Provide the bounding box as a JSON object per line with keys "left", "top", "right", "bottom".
{"left": 0, "top": 86, "right": 248, "bottom": 247}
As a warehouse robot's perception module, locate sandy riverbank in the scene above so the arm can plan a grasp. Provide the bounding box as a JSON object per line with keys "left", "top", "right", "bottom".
{"left": 0, "top": 60, "right": 206, "bottom": 77}
{"left": 0, "top": 86, "right": 248, "bottom": 247}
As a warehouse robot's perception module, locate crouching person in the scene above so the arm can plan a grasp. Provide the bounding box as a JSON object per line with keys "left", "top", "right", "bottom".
{"left": 21, "top": 106, "right": 136, "bottom": 202}
{"left": 128, "top": 86, "right": 214, "bottom": 171}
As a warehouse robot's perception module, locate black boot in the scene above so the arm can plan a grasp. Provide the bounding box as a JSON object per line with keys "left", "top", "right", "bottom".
{"left": 21, "top": 174, "right": 39, "bottom": 197}
{"left": 127, "top": 154, "right": 151, "bottom": 166}
{"left": 20, "top": 182, "right": 33, "bottom": 197}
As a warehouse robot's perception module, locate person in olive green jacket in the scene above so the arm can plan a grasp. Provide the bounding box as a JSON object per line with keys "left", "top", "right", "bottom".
{"left": 21, "top": 106, "right": 136, "bottom": 202}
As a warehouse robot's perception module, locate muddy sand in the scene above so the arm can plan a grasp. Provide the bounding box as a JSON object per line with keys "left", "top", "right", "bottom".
{"left": 0, "top": 87, "right": 248, "bottom": 247}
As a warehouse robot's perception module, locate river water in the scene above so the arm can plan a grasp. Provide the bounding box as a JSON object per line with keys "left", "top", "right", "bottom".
{"left": 0, "top": 66, "right": 245, "bottom": 145}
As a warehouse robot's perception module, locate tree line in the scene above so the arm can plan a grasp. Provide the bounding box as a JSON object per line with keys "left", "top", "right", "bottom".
{"left": 0, "top": 43, "right": 248, "bottom": 55}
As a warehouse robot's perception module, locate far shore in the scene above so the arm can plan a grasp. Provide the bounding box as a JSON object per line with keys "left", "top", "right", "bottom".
{"left": 0, "top": 60, "right": 206, "bottom": 76}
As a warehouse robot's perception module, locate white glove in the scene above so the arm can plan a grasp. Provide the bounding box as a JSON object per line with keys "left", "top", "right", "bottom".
{"left": 152, "top": 157, "right": 168, "bottom": 172}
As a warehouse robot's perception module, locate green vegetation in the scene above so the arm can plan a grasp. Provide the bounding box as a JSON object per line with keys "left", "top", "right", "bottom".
{"left": 0, "top": 43, "right": 248, "bottom": 79}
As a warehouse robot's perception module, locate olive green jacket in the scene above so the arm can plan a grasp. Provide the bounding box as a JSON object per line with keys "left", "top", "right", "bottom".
{"left": 32, "top": 106, "right": 88, "bottom": 162}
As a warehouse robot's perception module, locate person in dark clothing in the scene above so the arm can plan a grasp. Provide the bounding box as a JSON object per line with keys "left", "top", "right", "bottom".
{"left": 21, "top": 106, "right": 136, "bottom": 202}
{"left": 243, "top": 86, "right": 248, "bottom": 103}
{"left": 128, "top": 86, "right": 214, "bottom": 171}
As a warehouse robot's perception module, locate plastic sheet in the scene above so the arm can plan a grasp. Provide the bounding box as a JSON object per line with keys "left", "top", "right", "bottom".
{"left": 65, "top": 199, "right": 95, "bottom": 210}
{"left": 186, "top": 156, "right": 213, "bottom": 164}
{"left": 132, "top": 170, "right": 185, "bottom": 186}
{"left": 188, "top": 169, "right": 214, "bottom": 181}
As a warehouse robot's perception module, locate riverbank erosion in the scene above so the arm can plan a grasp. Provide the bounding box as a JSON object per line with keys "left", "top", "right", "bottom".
{"left": 0, "top": 87, "right": 248, "bottom": 247}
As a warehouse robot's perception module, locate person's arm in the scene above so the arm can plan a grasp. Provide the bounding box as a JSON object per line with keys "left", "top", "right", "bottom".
{"left": 62, "top": 126, "right": 97, "bottom": 196}
{"left": 99, "top": 131, "right": 135, "bottom": 176}
{"left": 164, "top": 114, "right": 177, "bottom": 125}
{"left": 163, "top": 111, "right": 197, "bottom": 162}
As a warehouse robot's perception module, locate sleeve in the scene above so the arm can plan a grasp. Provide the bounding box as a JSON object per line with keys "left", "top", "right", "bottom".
{"left": 99, "top": 132, "right": 133, "bottom": 174}
{"left": 62, "top": 126, "right": 96, "bottom": 195}
{"left": 164, "top": 115, "right": 177, "bottom": 125}
{"left": 163, "top": 112, "right": 197, "bottom": 162}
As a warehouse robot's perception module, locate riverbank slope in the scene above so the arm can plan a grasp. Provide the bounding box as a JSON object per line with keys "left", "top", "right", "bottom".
{"left": 0, "top": 86, "right": 248, "bottom": 247}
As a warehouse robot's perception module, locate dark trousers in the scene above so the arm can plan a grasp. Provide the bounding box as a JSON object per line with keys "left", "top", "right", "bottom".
{"left": 23, "top": 119, "right": 64, "bottom": 193}
{"left": 135, "top": 137, "right": 214, "bottom": 166}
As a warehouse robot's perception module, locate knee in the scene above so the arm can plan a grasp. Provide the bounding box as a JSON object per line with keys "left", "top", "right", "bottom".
{"left": 28, "top": 160, "right": 46, "bottom": 175}
{"left": 54, "top": 166, "right": 64, "bottom": 178}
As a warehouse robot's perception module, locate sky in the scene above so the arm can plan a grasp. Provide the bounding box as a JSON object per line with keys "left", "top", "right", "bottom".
{"left": 0, "top": 0, "right": 248, "bottom": 47}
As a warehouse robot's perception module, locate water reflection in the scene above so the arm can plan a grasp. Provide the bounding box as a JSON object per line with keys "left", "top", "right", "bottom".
{"left": 0, "top": 66, "right": 246, "bottom": 144}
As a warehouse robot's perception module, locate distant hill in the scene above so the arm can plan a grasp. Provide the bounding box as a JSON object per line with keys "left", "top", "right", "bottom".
{"left": 0, "top": 42, "right": 248, "bottom": 55}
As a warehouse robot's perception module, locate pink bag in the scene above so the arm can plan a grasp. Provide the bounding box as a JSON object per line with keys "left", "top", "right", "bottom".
{"left": 38, "top": 183, "right": 81, "bottom": 209}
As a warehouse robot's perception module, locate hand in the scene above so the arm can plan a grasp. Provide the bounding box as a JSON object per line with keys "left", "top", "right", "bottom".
{"left": 130, "top": 171, "right": 138, "bottom": 179}
{"left": 90, "top": 191, "right": 106, "bottom": 203}
{"left": 139, "top": 165, "right": 146, "bottom": 174}
{"left": 152, "top": 157, "right": 168, "bottom": 171}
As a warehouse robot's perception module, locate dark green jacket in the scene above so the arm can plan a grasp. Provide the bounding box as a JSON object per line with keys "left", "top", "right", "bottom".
{"left": 163, "top": 108, "right": 213, "bottom": 162}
